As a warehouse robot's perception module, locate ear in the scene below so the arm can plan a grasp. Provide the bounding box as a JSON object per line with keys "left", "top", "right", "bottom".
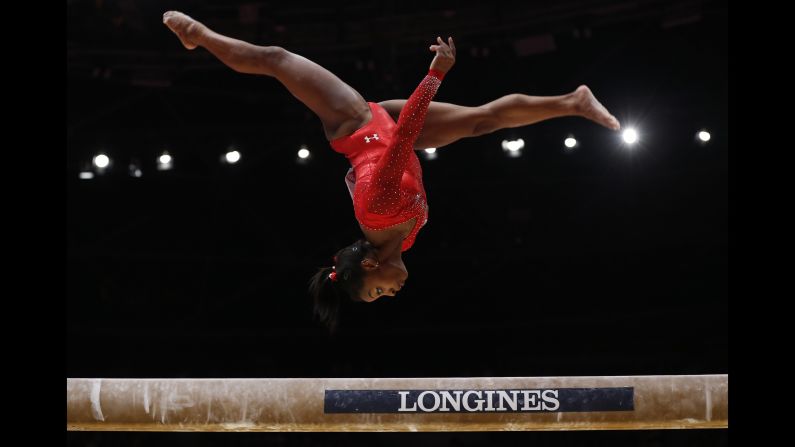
{"left": 360, "top": 257, "right": 379, "bottom": 270}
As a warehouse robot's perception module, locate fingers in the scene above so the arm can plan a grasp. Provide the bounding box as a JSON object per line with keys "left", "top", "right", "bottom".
{"left": 430, "top": 36, "right": 456, "bottom": 61}
{"left": 431, "top": 36, "right": 456, "bottom": 54}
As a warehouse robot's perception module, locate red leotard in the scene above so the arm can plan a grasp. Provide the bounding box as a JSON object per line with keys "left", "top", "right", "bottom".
{"left": 330, "top": 69, "right": 444, "bottom": 252}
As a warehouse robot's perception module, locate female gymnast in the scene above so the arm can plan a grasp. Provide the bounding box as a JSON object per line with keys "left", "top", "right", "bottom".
{"left": 163, "top": 11, "right": 620, "bottom": 330}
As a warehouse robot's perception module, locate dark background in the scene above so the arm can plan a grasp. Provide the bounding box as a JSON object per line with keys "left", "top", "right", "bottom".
{"left": 67, "top": 0, "right": 728, "bottom": 444}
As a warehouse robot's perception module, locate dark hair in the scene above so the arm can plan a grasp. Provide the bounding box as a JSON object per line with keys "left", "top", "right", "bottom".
{"left": 308, "top": 239, "right": 371, "bottom": 332}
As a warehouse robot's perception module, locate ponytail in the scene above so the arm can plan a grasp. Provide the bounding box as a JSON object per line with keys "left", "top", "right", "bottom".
{"left": 308, "top": 239, "right": 371, "bottom": 332}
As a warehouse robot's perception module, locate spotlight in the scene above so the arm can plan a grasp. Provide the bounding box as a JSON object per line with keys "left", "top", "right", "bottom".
{"left": 564, "top": 137, "right": 578, "bottom": 149}
{"left": 157, "top": 151, "right": 173, "bottom": 171}
{"left": 224, "top": 150, "right": 241, "bottom": 164}
{"left": 296, "top": 145, "right": 311, "bottom": 165}
{"left": 501, "top": 139, "right": 525, "bottom": 157}
{"left": 129, "top": 158, "right": 143, "bottom": 177}
{"left": 79, "top": 160, "right": 95, "bottom": 179}
{"left": 622, "top": 128, "right": 638, "bottom": 145}
{"left": 93, "top": 153, "right": 110, "bottom": 169}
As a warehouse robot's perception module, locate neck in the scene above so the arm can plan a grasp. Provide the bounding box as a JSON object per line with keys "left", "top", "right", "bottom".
{"left": 370, "top": 237, "right": 404, "bottom": 269}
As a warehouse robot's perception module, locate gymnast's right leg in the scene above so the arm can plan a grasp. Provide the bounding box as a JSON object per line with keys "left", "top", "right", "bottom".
{"left": 162, "top": 11, "right": 370, "bottom": 140}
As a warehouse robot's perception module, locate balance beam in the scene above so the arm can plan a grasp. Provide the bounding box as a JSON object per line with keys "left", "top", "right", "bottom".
{"left": 67, "top": 375, "right": 727, "bottom": 431}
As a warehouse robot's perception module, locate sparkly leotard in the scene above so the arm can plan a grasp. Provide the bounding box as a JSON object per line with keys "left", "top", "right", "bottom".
{"left": 330, "top": 69, "right": 444, "bottom": 252}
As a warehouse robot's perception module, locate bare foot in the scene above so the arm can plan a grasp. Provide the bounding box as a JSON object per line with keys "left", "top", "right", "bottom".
{"left": 163, "top": 11, "right": 204, "bottom": 50}
{"left": 572, "top": 85, "right": 620, "bottom": 131}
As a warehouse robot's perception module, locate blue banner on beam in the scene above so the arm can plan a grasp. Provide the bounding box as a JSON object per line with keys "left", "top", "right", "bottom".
{"left": 324, "top": 388, "right": 633, "bottom": 413}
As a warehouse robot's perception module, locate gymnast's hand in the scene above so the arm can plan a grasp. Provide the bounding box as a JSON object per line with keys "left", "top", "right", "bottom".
{"left": 429, "top": 36, "right": 456, "bottom": 74}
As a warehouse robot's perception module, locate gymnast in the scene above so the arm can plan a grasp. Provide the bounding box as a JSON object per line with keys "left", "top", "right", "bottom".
{"left": 163, "top": 11, "right": 620, "bottom": 330}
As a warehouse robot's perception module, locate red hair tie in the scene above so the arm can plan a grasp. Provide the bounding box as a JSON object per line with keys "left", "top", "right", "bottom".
{"left": 329, "top": 271, "right": 338, "bottom": 282}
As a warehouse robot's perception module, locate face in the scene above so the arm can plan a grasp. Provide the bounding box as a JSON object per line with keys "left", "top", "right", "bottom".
{"left": 359, "top": 261, "right": 408, "bottom": 302}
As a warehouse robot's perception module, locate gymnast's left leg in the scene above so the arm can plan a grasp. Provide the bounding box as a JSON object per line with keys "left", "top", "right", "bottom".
{"left": 379, "top": 85, "right": 620, "bottom": 150}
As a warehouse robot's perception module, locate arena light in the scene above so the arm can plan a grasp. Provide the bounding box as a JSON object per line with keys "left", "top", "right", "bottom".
{"left": 501, "top": 139, "right": 524, "bottom": 158}
{"left": 564, "top": 136, "right": 578, "bottom": 150}
{"left": 296, "top": 145, "right": 311, "bottom": 165}
{"left": 622, "top": 128, "right": 639, "bottom": 145}
{"left": 224, "top": 150, "right": 241, "bottom": 164}
{"left": 93, "top": 153, "right": 110, "bottom": 169}
{"left": 157, "top": 151, "right": 173, "bottom": 171}
{"left": 129, "top": 158, "right": 143, "bottom": 178}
